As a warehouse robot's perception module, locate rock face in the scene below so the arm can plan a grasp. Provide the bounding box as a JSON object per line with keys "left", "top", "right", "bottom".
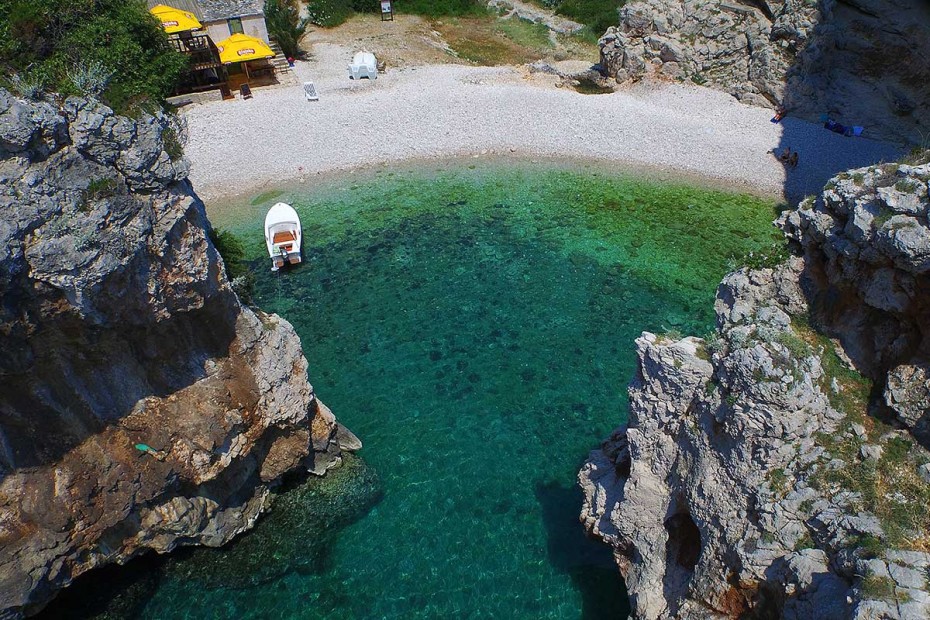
{"left": 580, "top": 160, "right": 930, "bottom": 618}
{"left": 0, "top": 90, "right": 356, "bottom": 617}
{"left": 780, "top": 162, "right": 930, "bottom": 440}
{"left": 598, "top": 0, "right": 930, "bottom": 143}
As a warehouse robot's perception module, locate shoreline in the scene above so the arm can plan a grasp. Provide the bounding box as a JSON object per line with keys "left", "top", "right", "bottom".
{"left": 200, "top": 151, "right": 785, "bottom": 209}
{"left": 183, "top": 44, "right": 902, "bottom": 205}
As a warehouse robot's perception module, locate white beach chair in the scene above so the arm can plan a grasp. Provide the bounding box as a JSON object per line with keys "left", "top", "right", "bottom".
{"left": 303, "top": 81, "right": 319, "bottom": 101}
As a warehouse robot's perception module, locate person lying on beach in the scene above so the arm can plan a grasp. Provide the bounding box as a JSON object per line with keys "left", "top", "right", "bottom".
{"left": 788, "top": 151, "right": 799, "bottom": 168}
{"left": 778, "top": 147, "right": 792, "bottom": 162}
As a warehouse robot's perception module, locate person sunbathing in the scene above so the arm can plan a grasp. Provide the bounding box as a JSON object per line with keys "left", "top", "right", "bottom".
{"left": 778, "top": 147, "right": 792, "bottom": 163}
{"left": 789, "top": 151, "right": 799, "bottom": 167}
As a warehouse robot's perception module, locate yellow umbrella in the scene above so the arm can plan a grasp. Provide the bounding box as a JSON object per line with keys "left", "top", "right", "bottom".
{"left": 149, "top": 4, "right": 202, "bottom": 34}
{"left": 215, "top": 34, "right": 275, "bottom": 64}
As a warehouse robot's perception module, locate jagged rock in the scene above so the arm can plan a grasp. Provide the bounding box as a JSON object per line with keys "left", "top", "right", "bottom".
{"left": 780, "top": 162, "right": 930, "bottom": 438}
{"left": 581, "top": 159, "right": 930, "bottom": 618}
{"left": 598, "top": 0, "right": 930, "bottom": 143}
{"left": 0, "top": 90, "right": 358, "bottom": 618}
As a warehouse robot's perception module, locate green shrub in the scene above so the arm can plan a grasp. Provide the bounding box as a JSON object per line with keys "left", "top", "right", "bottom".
{"left": 894, "top": 179, "right": 917, "bottom": 193}
{"left": 398, "top": 0, "right": 485, "bottom": 17}
{"left": 793, "top": 532, "right": 815, "bottom": 551}
{"left": 265, "top": 0, "right": 310, "bottom": 57}
{"left": 0, "top": 0, "right": 187, "bottom": 111}
{"left": 861, "top": 574, "right": 897, "bottom": 601}
{"left": 162, "top": 126, "right": 184, "bottom": 161}
{"left": 81, "top": 177, "right": 118, "bottom": 209}
{"left": 210, "top": 229, "right": 255, "bottom": 303}
{"left": 556, "top": 0, "right": 624, "bottom": 36}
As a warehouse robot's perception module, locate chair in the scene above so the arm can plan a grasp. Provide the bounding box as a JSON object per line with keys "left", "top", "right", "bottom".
{"left": 304, "top": 81, "right": 319, "bottom": 101}
{"left": 240, "top": 83, "right": 252, "bottom": 99}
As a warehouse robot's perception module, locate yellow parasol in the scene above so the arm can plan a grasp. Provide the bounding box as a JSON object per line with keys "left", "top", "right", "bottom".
{"left": 215, "top": 34, "right": 275, "bottom": 65}
{"left": 149, "top": 4, "right": 203, "bottom": 34}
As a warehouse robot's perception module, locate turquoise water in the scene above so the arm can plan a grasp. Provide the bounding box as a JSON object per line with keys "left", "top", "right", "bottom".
{"left": 42, "top": 160, "right": 778, "bottom": 619}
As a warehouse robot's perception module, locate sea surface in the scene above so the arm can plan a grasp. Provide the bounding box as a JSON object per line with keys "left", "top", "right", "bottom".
{"left": 42, "top": 160, "right": 779, "bottom": 619}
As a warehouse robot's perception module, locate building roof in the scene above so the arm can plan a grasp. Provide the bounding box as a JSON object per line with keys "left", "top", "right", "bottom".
{"left": 145, "top": 0, "right": 264, "bottom": 21}
{"left": 196, "top": 0, "right": 265, "bottom": 21}
{"left": 146, "top": 0, "right": 204, "bottom": 20}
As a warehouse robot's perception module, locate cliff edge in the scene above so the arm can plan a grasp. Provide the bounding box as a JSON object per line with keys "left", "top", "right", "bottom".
{"left": 598, "top": 0, "right": 930, "bottom": 144}
{"left": 0, "top": 90, "right": 357, "bottom": 617}
{"left": 581, "top": 158, "right": 930, "bottom": 618}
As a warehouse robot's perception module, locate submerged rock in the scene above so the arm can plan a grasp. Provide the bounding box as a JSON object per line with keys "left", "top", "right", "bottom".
{"left": 163, "top": 454, "right": 382, "bottom": 589}
{"left": 0, "top": 90, "right": 358, "bottom": 617}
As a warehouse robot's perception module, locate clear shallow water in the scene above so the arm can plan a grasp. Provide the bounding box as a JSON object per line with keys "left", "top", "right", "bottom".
{"left": 42, "top": 161, "right": 778, "bottom": 620}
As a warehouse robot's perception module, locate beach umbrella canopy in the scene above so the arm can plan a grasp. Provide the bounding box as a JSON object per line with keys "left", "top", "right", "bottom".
{"left": 216, "top": 33, "right": 275, "bottom": 64}
{"left": 149, "top": 4, "right": 202, "bottom": 33}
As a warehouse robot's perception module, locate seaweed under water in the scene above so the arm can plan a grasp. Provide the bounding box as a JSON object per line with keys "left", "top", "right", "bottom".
{"left": 41, "top": 161, "right": 779, "bottom": 619}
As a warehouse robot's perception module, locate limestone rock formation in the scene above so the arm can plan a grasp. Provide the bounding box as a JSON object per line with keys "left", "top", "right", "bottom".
{"left": 0, "top": 90, "right": 357, "bottom": 617}
{"left": 598, "top": 0, "right": 930, "bottom": 143}
{"left": 581, "top": 160, "right": 930, "bottom": 618}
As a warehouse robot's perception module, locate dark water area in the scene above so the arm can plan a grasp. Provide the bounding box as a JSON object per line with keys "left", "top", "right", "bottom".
{"left": 40, "top": 161, "right": 778, "bottom": 619}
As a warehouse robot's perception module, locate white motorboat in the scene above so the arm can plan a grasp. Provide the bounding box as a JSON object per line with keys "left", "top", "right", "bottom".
{"left": 264, "top": 202, "right": 302, "bottom": 272}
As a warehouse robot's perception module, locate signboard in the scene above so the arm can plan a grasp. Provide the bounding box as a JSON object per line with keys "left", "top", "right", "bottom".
{"left": 381, "top": 0, "right": 393, "bottom": 21}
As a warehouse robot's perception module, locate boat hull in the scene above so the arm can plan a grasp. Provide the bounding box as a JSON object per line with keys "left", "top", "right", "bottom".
{"left": 264, "top": 203, "right": 302, "bottom": 272}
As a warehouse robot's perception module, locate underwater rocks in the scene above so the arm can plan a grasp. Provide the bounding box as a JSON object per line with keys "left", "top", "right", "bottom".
{"left": 581, "top": 161, "right": 930, "bottom": 618}
{"left": 0, "top": 90, "right": 357, "bottom": 617}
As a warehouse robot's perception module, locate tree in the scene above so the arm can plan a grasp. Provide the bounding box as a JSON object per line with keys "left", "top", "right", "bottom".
{"left": 0, "top": 0, "right": 188, "bottom": 111}
{"left": 264, "top": 0, "right": 310, "bottom": 59}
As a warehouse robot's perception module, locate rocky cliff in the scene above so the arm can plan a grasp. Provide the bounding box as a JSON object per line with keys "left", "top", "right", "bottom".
{"left": 598, "top": 0, "right": 930, "bottom": 144}
{"left": 0, "top": 90, "right": 357, "bottom": 618}
{"left": 580, "top": 158, "right": 930, "bottom": 618}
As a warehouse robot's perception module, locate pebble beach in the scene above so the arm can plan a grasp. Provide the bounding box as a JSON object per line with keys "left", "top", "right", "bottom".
{"left": 183, "top": 41, "right": 902, "bottom": 203}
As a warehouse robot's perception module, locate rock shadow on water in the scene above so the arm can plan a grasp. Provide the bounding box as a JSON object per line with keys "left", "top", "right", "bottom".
{"left": 37, "top": 455, "right": 383, "bottom": 619}
{"left": 534, "top": 481, "right": 630, "bottom": 620}
{"left": 166, "top": 454, "right": 383, "bottom": 589}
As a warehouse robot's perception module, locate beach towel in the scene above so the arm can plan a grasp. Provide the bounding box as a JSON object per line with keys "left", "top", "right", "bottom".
{"left": 824, "top": 119, "right": 848, "bottom": 135}
{"left": 823, "top": 118, "right": 865, "bottom": 137}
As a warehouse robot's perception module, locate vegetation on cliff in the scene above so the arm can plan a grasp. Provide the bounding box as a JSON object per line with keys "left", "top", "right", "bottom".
{"left": 0, "top": 0, "right": 186, "bottom": 111}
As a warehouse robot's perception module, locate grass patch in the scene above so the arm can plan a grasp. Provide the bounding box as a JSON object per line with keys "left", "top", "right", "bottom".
{"left": 80, "top": 177, "right": 118, "bottom": 210}
{"left": 873, "top": 206, "right": 894, "bottom": 228}
{"left": 210, "top": 229, "right": 255, "bottom": 303}
{"left": 556, "top": 0, "right": 625, "bottom": 35}
{"left": 894, "top": 179, "right": 918, "bottom": 193}
{"left": 794, "top": 532, "right": 815, "bottom": 551}
{"left": 792, "top": 318, "right": 871, "bottom": 420}
{"left": 902, "top": 147, "right": 930, "bottom": 166}
{"left": 769, "top": 468, "right": 788, "bottom": 495}
{"left": 791, "top": 318, "right": 930, "bottom": 552}
{"left": 436, "top": 15, "right": 554, "bottom": 65}
{"left": 495, "top": 17, "right": 552, "bottom": 49}
{"left": 162, "top": 126, "right": 184, "bottom": 161}
{"left": 861, "top": 573, "right": 904, "bottom": 602}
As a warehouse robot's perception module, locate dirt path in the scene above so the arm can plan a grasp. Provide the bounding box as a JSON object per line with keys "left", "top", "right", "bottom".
{"left": 487, "top": 0, "right": 584, "bottom": 36}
